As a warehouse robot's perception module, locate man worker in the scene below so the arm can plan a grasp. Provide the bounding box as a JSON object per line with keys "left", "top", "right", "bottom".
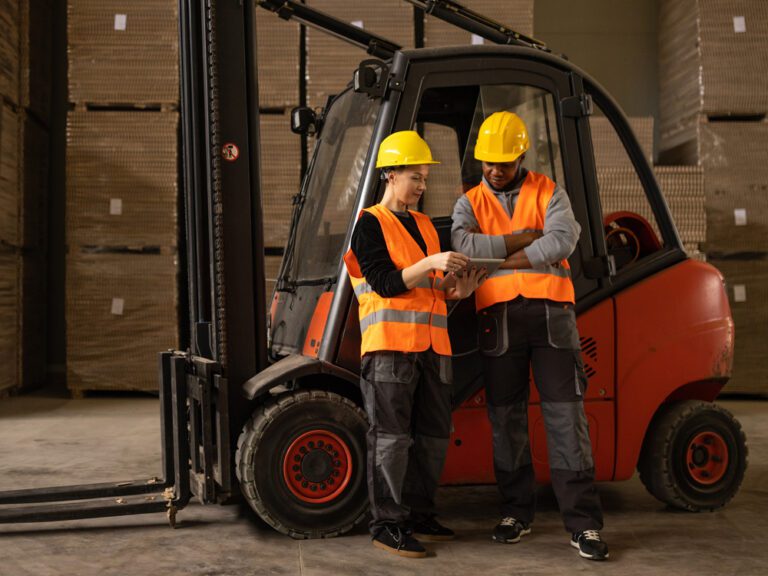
{"left": 451, "top": 111, "right": 609, "bottom": 561}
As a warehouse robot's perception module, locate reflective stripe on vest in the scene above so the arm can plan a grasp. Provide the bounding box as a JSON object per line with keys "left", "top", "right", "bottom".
{"left": 466, "top": 171, "right": 575, "bottom": 310}
{"left": 344, "top": 205, "right": 452, "bottom": 357}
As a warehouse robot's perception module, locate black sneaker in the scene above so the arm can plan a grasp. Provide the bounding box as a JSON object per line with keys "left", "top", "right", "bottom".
{"left": 372, "top": 524, "right": 427, "bottom": 558}
{"left": 492, "top": 517, "right": 531, "bottom": 543}
{"left": 412, "top": 516, "right": 455, "bottom": 542}
{"left": 571, "top": 530, "right": 609, "bottom": 560}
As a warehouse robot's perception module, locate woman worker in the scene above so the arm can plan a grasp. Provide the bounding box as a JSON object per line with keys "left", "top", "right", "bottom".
{"left": 344, "top": 130, "right": 483, "bottom": 558}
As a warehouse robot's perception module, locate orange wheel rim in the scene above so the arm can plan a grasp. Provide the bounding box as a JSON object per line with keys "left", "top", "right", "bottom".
{"left": 283, "top": 429, "right": 353, "bottom": 503}
{"left": 686, "top": 431, "right": 729, "bottom": 485}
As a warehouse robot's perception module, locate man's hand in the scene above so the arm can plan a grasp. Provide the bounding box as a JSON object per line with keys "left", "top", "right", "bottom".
{"left": 427, "top": 251, "right": 470, "bottom": 274}
{"left": 503, "top": 230, "right": 542, "bottom": 256}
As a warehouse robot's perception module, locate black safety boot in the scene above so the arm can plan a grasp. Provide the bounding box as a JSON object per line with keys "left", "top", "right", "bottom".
{"left": 492, "top": 517, "right": 531, "bottom": 543}
{"left": 571, "top": 530, "right": 609, "bottom": 560}
{"left": 372, "top": 524, "right": 427, "bottom": 558}
{"left": 412, "top": 516, "right": 455, "bottom": 541}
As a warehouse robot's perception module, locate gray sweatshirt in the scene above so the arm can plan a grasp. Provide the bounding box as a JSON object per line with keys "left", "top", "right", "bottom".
{"left": 450, "top": 171, "right": 581, "bottom": 267}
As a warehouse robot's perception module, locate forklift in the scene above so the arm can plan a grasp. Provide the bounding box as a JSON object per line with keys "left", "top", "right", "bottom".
{"left": 0, "top": 0, "right": 747, "bottom": 540}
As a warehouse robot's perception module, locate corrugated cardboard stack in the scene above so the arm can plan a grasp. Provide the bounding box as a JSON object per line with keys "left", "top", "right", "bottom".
{"left": 659, "top": 0, "right": 768, "bottom": 157}
{"left": 423, "top": 0, "right": 534, "bottom": 47}
{"left": 659, "top": 1, "right": 768, "bottom": 395}
{"left": 66, "top": 1, "right": 180, "bottom": 395}
{"left": 67, "top": 0, "right": 179, "bottom": 106}
{"left": 305, "top": 0, "right": 414, "bottom": 109}
{"left": 255, "top": 8, "right": 301, "bottom": 311}
{"left": 590, "top": 116, "right": 706, "bottom": 260}
{"left": 698, "top": 121, "right": 768, "bottom": 395}
{"left": 0, "top": 0, "right": 51, "bottom": 395}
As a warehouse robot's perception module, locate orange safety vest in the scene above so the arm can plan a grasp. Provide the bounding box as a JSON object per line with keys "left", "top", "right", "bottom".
{"left": 466, "top": 171, "right": 575, "bottom": 311}
{"left": 344, "top": 204, "right": 452, "bottom": 357}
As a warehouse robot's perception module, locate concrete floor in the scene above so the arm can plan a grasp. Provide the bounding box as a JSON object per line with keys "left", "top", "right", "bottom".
{"left": 0, "top": 395, "right": 766, "bottom": 576}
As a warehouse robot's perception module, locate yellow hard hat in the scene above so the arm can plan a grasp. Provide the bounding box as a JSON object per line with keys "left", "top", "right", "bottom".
{"left": 474, "top": 111, "right": 530, "bottom": 163}
{"left": 376, "top": 130, "right": 440, "bottom": 168}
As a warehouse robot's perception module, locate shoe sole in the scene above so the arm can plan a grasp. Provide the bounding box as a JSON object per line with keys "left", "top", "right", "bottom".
{"left": 372, "top": 539, "right": 427, "bottom": 558}
{"left": 492, "top": 527, "right": 531, "bottom": 544}
{"left": 413, "top": 533, "right": 455, "bottom": 542}
{"left": 570, "top": 539, "right": 609, "bottom": 560}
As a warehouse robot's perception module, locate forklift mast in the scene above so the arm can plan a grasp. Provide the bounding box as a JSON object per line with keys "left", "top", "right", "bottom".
{"left": 0, "top": 0, "right": 548, "bottom": 524}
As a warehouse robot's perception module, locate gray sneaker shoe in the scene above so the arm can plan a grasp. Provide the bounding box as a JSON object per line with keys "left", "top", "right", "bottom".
{"left": 492, "top": 517, "right": 531, "bottom": 543}
{"left": 571, "top": 530, "right": 609, "bottom": 560}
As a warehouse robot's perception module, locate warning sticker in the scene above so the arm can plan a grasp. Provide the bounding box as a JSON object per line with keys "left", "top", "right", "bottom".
{"left": 222, "top": 143, "right": 240, "bottom": 162}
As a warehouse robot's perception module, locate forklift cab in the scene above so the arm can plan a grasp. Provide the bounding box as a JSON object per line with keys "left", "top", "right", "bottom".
{"left": 267, "top": 44, "right": 681, "bottom": 397}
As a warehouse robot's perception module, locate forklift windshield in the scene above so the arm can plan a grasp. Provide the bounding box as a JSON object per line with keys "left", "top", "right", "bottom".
{"left": 282, "top": 89, "right": 379, "bottom": 285}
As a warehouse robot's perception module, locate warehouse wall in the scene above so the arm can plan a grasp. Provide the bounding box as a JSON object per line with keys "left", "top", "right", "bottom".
{"left": 534, "top": 0, "right": 658, "bottom": 121}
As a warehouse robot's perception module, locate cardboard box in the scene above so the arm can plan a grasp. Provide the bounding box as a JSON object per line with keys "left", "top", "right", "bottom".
{"left": 589, "top": 116, "right": 654, "bottom": 168}
{"left": 67, "top": 0, "right": 179, "bottom": 105}
{"left": 0, "top": 103, "right": 19, "bottom": 247}
{"left": 659, "top": 0, "right": 768, "bottom": 153}
{"left": 663, "top": 119, "right": 768, "bottom": 254}
{"left": 0, "top": 249, "right": 18, "bottom": 394}
{"left": 597, "top": 166, "right": 706, "bottom": 247}
{"left": 0, "top": 0, "right": 19, "bottom": 104}
{"left": 66, "top": 250, "right": 179, "bottom": 393}
{"left": 260, "top": 113, "right": 302, "bottom": 248}
{"left": 256, "top": 9, "right": 300, "bottom": 109}
{"left": 424, "top": 0, "right": 534, "bottom": 47}
{"left": 710, "top": 257, "right": 768, "bottom": 396}
{"left": 66, "top": 110, "right": 179, "bottom": 248}
{"left": 305, "top": 0, "right": 414, "bottom": 108}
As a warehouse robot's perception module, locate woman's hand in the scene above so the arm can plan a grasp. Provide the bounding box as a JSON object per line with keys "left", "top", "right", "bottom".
{"left": 427, "top": 251, "right": 470, "bottom": 274}
{"left": 445, "top": 265, "right": 486, "bottom": 300}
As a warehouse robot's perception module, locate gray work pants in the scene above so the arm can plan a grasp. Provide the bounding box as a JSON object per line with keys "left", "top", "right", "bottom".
{"left": 480, "top": 297, "right": 604, "bottom": 533}
{"left": 359, "top": 349, "right": 452, "bottom": 536}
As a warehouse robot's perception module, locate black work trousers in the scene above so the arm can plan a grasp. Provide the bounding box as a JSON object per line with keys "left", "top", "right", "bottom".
{"left": 359, "top": 349, "right": 452, "bottom": 536}
{"left": 480, "top": 297, "right": 603, "bottom": 533}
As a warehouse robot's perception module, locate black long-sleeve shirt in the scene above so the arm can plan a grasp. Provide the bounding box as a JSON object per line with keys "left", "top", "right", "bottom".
{"left": 350, "top": 209, "right": 427, "bottom": 297}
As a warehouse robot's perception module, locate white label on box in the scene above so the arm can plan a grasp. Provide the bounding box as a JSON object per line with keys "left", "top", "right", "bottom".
{"left": 733, "top": 16, "right": 746, "bottom": 33}
{"left": 351, "top": 20, "right": 364, "bottom": 29}
{"left": 111, "top": 298, "right": 125, "bottom": 315}
{"left": 733, "top": 285, "right": 746, "bottom": 303}
{"left": 109, "top": 198, "right": 123, "bottom": 215}
{"left": 471, "top": 34, "right": 485, "bottom": 45}
{"left": 114, "top": 14, "right": 127, "bottom": 31}
{"left": 734, "top": 208, "right": 747, "bottom": 226}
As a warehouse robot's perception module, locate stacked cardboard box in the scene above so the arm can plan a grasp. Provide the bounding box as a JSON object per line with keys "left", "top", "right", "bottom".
{"left": 709, "top": 259, "right": 768, "bottom": 396}
{"left": 658, "top": 0, "right": 768, "bottom": 156}
{"left": 305, "top": 0, "right": 414, "bottom": 109}
{"left": 65, "top": 110, "right": 179, "bottom": 395}
{"left": 0, "top": 251, "right": 18, "bottom": 395}
{"left": 256, "top": 9, "right": 300, "bottom": 110}
{"left": 66, "top": 252, "right": 178, "bottom": 393}
{"left": 590, "top": 116, "right": 654, "bottom": 169}
{"left": 596, "top": 166, "right": 706, "bottom": 258}
{"left": 424, "top": 0, "right": 534, "bottom": 47}
{"left": 66, "top": 111, "right": 179, "bottom": 248}
{"left": 260, "top": 113, "right": 302, "bottom": 249}
{"left": 66, "top": 1, "right": 180, "bottom": 395}
{"left": 67, "top": 0, "right": 179, "bottom": 106}
{"left": 0, "top": 0, "right": 19, "bottom": 106}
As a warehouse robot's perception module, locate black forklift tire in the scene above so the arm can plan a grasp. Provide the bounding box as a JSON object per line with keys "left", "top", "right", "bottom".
{"left": 638, "top": 400, "right": 748, "bottom": 512}
{"left": 236, "top": 389, "right": 369, "bottom": 539}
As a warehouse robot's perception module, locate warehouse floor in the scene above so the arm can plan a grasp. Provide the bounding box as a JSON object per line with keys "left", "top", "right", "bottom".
{"left": 0, "top": 395, "right": 766, "bottom": 576}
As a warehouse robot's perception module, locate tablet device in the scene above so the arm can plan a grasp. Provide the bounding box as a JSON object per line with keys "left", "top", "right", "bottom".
{"left": 456, "top": 257, "right": 504, "bottom": 277}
